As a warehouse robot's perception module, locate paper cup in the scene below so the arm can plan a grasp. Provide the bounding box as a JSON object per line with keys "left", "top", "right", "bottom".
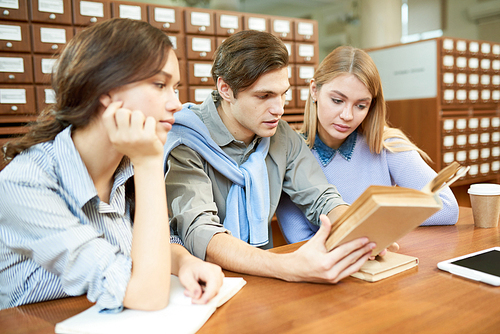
{"left": 468, "top": 184, "right": 500, "bottom": 228}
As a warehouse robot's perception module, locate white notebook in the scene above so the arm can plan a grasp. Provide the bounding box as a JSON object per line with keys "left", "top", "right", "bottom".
{"left": 55, "top": 276, "right": 246, "bottom": 334}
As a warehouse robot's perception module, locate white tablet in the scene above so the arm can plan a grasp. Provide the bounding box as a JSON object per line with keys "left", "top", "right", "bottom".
{"left": 437, "top": 247, "right": 500, "bottom": 286}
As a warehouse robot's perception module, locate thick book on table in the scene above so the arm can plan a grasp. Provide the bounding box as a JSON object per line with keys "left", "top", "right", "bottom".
{"left": 55, "top": 275, "right": 246, "bottom": 334}
{"left": 326, "top": 161, "right": 468, "bottom": 256}
{"left": 351, "top": 251, "right": 419, "bottom": 282}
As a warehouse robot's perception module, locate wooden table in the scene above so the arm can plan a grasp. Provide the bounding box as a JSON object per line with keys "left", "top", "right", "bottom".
{"left": 2, "top": 207, "right": 499, "bottom": 334}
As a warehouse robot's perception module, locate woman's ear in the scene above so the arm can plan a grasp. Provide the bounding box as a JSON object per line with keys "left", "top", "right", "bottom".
{"left": 310, "top": 79, "right": 317, "bottom": 102}
{"left": 99, "top": 93, "right": 112, "bottom": 108}
{"left": 217, "top": 77, "right": 234, "bottom": 102}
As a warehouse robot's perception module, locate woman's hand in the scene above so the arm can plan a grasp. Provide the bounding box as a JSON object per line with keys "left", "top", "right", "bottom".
{"left": 102, "top": 101, "right": 164, "bottom": 164}
{"left": 177, "top": 254, "right": 224, "bottom": 304}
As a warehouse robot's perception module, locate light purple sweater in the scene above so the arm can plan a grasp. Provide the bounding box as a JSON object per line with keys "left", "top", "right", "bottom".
{"left": 275, "top": 132, "right": 459, "bottom": 244}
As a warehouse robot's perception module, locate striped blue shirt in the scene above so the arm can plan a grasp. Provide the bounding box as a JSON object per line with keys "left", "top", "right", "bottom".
{"left": 0, "top": 127, "right": 181, "bottom": 311}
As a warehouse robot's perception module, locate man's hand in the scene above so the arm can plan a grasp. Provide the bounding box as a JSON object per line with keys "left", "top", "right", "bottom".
{"left": 284, "top": 214, "right": 376, "bottom": 283}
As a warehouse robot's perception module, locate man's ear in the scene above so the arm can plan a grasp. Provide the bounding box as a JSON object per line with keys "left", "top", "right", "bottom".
{"left": 99, "top": 93, "right": 112, "bottom": 108}
{"left": 217, "top": 77, "right": 234, "bottom": 102}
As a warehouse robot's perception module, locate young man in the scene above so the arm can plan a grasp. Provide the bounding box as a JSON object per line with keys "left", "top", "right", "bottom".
{"left": 164, "top": 30, "right": 377, "bottom": 284}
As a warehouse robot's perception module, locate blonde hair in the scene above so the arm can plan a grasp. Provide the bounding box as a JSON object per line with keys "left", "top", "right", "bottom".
{"left": 300, "top": 46, "right": 430, "bottom": 161}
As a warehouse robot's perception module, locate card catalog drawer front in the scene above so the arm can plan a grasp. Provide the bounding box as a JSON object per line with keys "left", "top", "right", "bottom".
{"left": 186, "top": 35, "right": 215, "bottom": 60}
{"left": 0, "top": 53, "right": 33, "bottom": 83}
{"left": 175, "top": 86, "right": 187, "bottom": 104}
{"left": 0, "top": 22, "right": 31, "bottom": 52}
{"left": 35, "top": 85, "right": 55, "bottom": 112}
{"left": 33, "top": 54, "right": 57, "bottom": 84}
{"left": 187, "top": 61, "right": 214, "bottom": 86}
{"left": 1, "top": 0, "right": 29, "bottom": 21}
{"left": 30, "top": 0, "right": 72, "bottom": 25}
{"left": 188, "top": 86, "right": 214, "bottom": 103}
{"left": 73, "top": 0, "right": 111, "bottom": 26}
{"left": 295, "top": 42, "right": 318, "bottom": 64}
{"left": 111, "top": 2, "right": 147, "bottom": 21}
{"left": 215, "top": 12, "right": 242, "bottom": 36}
{"left": 270, "top": 17, "right": 293, "bottom": 41}
{"left": 243, "top": 14, "right": 269, "bottom": 32}
{"left": 148, "top": 5, "right": 182, "bottom": 32}
{"left": 184, "top": 9, "right": 215, "bottom": 36}
{"left": 294, "top": 19, "right": 317, "bottom": 42}
{"left": 284, "top": 87, "right": 296, "bottom": 109}
{"left": 0, "top": 84, "right": 35, "bottom": 114}
{"left": 32, "top": 24, "right": 73, "bottom": 54}
{"left": 168, "top": 33, "right": 185, "bottom": 60}
{"left": 295, "top": 65, "right": 315, "bottom": 86}
{"left": 296, "top": 86, "right": 309, "bottom": 108}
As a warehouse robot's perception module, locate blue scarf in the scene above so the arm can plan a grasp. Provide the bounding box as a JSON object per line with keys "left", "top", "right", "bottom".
{"left": 164, "top": 105, "right": 271, "bottom": 246}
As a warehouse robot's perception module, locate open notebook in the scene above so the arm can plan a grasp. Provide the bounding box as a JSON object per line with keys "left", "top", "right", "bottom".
{"left": 55, "top": 275, "right": 246, "bottom": 334}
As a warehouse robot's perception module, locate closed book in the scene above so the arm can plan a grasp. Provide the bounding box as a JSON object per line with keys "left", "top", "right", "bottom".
{"left": 351, "top": 251, "right": 419, "bottom": 282}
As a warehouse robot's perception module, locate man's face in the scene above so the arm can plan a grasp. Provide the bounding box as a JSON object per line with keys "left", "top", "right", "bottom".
{"left": 222, "top": 67, "right": 290, "bottom": 145}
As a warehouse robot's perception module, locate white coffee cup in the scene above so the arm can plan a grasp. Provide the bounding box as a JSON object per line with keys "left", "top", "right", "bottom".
{"left": 468, "top": 183, "right": 500, "bottom": 228}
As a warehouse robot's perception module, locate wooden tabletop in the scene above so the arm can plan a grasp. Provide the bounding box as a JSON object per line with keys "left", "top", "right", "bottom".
{"left": 2, "top": 207, "right": 500, "bottom": 334}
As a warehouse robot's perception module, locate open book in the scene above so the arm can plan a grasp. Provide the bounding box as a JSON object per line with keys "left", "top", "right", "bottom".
{"left": 326, "top": 161, "right": 468, "bottom": 256}
{"left": 352, "top": 251, "right": 419, "bottom": 282}
{"left": 55, "top": 275, "right": 246, "bottom": 334}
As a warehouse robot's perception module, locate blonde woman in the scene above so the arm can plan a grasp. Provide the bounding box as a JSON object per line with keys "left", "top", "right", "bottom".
{"left": 276, "top": 46, "right": 459, "bottom": 244}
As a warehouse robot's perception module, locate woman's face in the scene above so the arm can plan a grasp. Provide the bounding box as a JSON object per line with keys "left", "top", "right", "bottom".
{"left": 106, "top": 49, "right": 182, "bottom": 144}
{"left": 311, "top": 73, "right": 372, "bottom": 149}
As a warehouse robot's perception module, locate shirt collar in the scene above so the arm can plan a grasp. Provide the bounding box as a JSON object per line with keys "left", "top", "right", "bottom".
{"left": 198, "top": 92, "right": 262, "bottom": 149}
{"left": 53, "top": 126, "right": 134, "bottom": 210}
{"left": 313, "top": 130, "right": 357, "bottom": 166}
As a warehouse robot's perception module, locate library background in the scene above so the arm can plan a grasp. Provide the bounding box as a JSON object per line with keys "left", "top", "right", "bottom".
{"left": 1, "top": 0, "right": 499, "bottom": 226}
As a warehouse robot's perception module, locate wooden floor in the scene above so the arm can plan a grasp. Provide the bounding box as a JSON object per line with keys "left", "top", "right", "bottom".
{"left": 271, "top": 185, "right": 474, "bottom": 248}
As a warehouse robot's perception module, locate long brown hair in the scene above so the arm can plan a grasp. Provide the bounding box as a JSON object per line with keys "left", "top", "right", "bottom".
{"left": 3, "top": 18, "right": 173, "bottom": 163}
{"left": 211, "top": 30, "right": 288, "bottom": 99}
{"left": 301, "top": 46, "right": 430, "bottom": 161}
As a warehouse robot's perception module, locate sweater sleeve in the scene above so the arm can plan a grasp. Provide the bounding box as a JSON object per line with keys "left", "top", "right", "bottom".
{"left": 385, "top": 148, "right": 459, "bottom": 225}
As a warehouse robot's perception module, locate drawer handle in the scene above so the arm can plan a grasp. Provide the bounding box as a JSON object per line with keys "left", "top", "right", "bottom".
{"left": 11, "top": 106, "right": 18, "bottom": 111}
{"left": 51, "top": 44, "right": 59, "bottom": 50}
{"left": 49, "top": 13, "right": 56, "bottom": 19}
{"left": 8, "top": 74, "right": 15, "bottom": 79}
{"left": 3, "top": 10, "right": 9, "bottom": 15}
{"left": 163, "top": 23, "right": 170, "bottom": 28}
{"left": 200, "top": 52, "right": 207, "bottom": 57}
{"left": 199, "top": 26, "right": 206, "bottom": 32}
{"left": 6, "top": 42, "right": 12, "bottom": 48}
{"left": 90, "top": 17, "right": 97, "bottom": 23}
{"left": 228, "top": 28, "right": 234, "bottom": 34}
{"left": 201, "top": 77, "right": 208, "bottom": 82}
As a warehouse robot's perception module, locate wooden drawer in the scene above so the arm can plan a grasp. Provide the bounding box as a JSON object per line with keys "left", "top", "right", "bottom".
{"left": 31, "top": 23, "right": 73, "bottom": 54}
{"left": 214, "top": 11, "right": 242, "bottom": 36}
{"left": 148, "top": 4, "right": 183, "bottom": 33}
{"left": 0, "top": 0, "right": 29, "bottom": 22}
{"left": 0, "top": 84, "right": 36, "bottom": 115}
{"left": 110, "top": 1, "right": 147, "bottom": 21}
{"left": 0, "top": 52, "right": 33, "bottom": 83}
{"left": 0, "top": 22, "right": 31, "bottom": 52}
{"left": 184, "top": 8, "right": 215, "bottom": 36}
{"left": 72, "top": 0, "right": 111, "bottom": 26}
{"left": 30, "top": 0, "right": 72, "bottom": 25}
